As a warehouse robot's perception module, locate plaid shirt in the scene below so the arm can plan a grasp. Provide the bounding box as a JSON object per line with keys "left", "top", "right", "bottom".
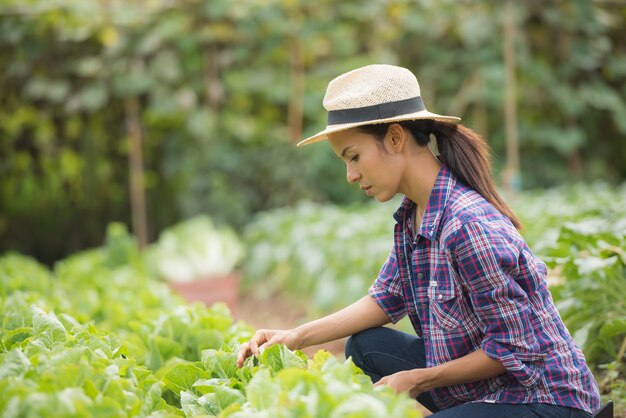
{"left": 369, "top": 165, "right": 601, "bottom": 414}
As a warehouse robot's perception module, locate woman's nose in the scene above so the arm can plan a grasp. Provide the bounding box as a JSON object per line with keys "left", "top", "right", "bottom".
{"left": 346, "top": 165, "right": 361, "bottom": 184}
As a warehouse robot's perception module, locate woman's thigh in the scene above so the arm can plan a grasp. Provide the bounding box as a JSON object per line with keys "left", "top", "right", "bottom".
{"left": 431, "top": 403, "right": 592, "bottom": 418}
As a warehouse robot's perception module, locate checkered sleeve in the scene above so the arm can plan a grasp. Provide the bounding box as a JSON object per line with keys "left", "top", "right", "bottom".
{"left": 453, "top": 221, "right": 546, "bottom": 387}
{"left": 368, "top": 246, "right": 407, "bottom": 324}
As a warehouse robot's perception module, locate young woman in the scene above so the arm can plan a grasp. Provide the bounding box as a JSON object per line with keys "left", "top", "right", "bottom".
{"left": 237, "top": 64, "right": 601, "bottom": 417}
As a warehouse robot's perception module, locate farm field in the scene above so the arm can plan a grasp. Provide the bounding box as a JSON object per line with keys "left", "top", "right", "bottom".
{"left": 2, "top": 1, "right": 625, "bottom": 416}
{"left": 1, "top": 183, "right": 625, "bottom": 417}
{"left": 0, "top": 228, "right": 421, "bottom": 417}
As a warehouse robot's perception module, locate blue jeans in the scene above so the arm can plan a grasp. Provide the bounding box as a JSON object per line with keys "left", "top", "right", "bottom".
{"left": 344, "top": 327, "right": 593, "bottom": 418}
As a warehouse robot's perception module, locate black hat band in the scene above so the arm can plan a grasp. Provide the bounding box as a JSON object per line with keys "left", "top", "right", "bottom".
{"left": 327, "top": 96, "right": 425, "bottom": 125}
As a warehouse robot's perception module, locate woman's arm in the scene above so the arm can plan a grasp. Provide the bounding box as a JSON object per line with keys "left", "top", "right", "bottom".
{"left": 294, "top": 294, "right": 391, "bottom": 348}
{"left": 237, "top": 295, "right": 391, "bottom": 367}
{"left": 375, "top": 348, "right": 506, "bottom": 398}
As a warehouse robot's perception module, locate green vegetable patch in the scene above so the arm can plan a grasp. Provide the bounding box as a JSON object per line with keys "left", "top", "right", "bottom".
{"left": 0, "top": 226, "right": 423, "bottom": 417}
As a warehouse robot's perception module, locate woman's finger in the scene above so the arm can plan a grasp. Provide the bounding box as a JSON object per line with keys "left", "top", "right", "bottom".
{"left": 249, "top": 329, "right": 271, "bottom": 356}
{"left": 258, "top": 335, "right": 279, "bottom": 352}
{"left": 236, "top": 329, "right": 283, "bottom": 368}
{"left": 237, "top": 342, "right": 250, "bottom": 368}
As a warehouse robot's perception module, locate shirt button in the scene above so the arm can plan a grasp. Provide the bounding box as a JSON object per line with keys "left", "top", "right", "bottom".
{"left": 421, "top": 303, "right": 427, "bottom": 309}
{"left": 417, "top": 273, "right": 423, "bottom": 278}
{"left": 438, "top": 294, "right": 443, "bottom": 300}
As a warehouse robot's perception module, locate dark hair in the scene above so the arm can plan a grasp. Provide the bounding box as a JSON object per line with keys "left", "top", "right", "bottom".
{"left": 358, "top": 120, "right": 522, "bottom": 230}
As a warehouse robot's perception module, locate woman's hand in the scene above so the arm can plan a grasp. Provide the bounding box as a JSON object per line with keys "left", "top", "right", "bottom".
{"left": 237, "top": 328, "right": 300, "bottom": 368}
{"left": 374, "top": 369, "right": 432, "bottom": 399}
{"left": 374, "top": 349, "right": 506, "bottom": 399}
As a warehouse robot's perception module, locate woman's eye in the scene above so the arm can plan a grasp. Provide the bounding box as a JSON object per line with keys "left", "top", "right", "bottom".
{"left": 350, "top": 155, "right": 359, "bottom": 162}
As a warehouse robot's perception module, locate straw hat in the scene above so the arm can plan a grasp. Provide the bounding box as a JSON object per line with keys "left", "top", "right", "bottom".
{"left": 297, "top": 64, "right": 460, "bottom": 147}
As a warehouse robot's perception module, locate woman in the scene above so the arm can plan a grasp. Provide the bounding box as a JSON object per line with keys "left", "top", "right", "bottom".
{"left": 237, "top": 64, "right": 601, "bottom": 417}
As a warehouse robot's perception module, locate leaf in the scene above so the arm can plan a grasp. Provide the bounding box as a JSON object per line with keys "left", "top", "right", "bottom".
{"left": 257, "top": 344, "right": 306, "bottom": 373}
{"left": 162, "top": 363, "right": 210, "bottom": 396}
{"left": 599, "top": 318, "right": 626, "bottom": 339}
{"left": 180, "top": 391, "right": 208, "bottom": 417}
{"left": 191, "top": 329, "right": 224, "bottom": 353}
{"left": 151, "top": 335, "right": 184, "bottom": 363}
{"left": 328, "top": 393, "right": 397, "bottom": 418}
{"left": 192, "top": 377, "right": 230, "bottom": 392}
{"left": 201, "top": 349, "right": 237, "bottom": 379}
{"left": 275, "top": 367, "right": 320, "bottom": 393}
{"left": 0, "top": 349, "right": 32, "bottom": 379}
{"left": 1, "top": 327, "right": 32, "bottom": 350}
{"left": 309, "top": 349, "right": 333, "bottom": 371}
{"left": 244, "top": 369, "right": 279, "bottom": 410}
{"left": 198, "top": 385, "right": 245, "bottom": 412}
{"left": 139, "top": 382, "right": 166, "bottom": 416}
{"left": 32, "top": 307, "right": 67, "bottom": 347}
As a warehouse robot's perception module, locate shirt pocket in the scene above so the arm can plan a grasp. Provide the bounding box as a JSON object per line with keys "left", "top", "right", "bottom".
{"left": 427, "top": 277, "right": 463, "bottom": 331}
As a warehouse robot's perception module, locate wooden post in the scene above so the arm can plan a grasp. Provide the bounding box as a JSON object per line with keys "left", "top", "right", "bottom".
{"left": 125, "top": 96, "right": 148, "bottom": 249}
{"left": 205, "top": 43, "right": 222, "bottom": 113}
{"left": 502, "top": 0, "right": 521, "bottom": 192}
{"left": 288, "top": 33, "right": 304, "bottom": 144}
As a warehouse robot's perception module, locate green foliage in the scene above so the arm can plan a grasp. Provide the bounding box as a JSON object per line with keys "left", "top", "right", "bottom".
{"left": 513, "top": 183, "right": 626, "bottom": 254}
{"left": 0, "top": 224, "right": 425, "bottom": 417}
{"left": 513, "top": 186, "right": 626, "bottom": 409}
{"left": 2, "top": 0, "right": 626, "bottom": 264}
{"left": 0, "top": 301, "right": 177, "bottom": 418}
{"left": 512, "top": 184, "right": 626, "bottom": 368}
{"left": 506, "top": 185, "right": 626, "bottom": 409}
{"left": 173, "top": 346, "right": 421, "bottom": 418}
{"left": 547, "top": 219, "right": 626, "bottom": 364}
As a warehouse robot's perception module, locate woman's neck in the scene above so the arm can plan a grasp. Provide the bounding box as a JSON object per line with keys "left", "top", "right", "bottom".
{"left": 401, "top": 149, "right": 442, "bottom": 210}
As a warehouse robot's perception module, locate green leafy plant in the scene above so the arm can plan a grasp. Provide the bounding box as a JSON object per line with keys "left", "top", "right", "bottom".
{"left": 144, "top": 215, "right": 244, "bottom": 283}
{"left": 513, "top": 183, "right": 626, "bottom": 412}
{"left": 0, "top": 299, "right": 179, "bottom": 417}
{"left": 0, "top": 223, "right": 426, "bottom": 417}
{"left": 165, "top": 345, "right": 422, "bottom": 418}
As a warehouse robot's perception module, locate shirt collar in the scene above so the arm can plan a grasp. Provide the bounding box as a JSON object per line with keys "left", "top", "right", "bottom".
{"left": 392, "top": 164, "right": 457, "bottom": 242}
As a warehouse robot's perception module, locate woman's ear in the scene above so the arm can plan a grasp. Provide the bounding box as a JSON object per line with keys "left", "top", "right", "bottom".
{"left": 386, "top": 123, "right": 407, "bottom": 153}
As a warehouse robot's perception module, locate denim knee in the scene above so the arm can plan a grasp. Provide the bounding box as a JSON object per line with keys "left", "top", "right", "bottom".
{"left": 344, "top": 329, "right": 372, "bottom": 366}
{"left": 344, "top": 333, "right": 360, "bottom": 364}
{"left": 345, "top": 327, "right": 386, "bottom": 366}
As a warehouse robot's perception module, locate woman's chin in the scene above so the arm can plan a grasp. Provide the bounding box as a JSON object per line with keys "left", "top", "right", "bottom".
{"left": 373, "top": 192, "right": 394, "bottom": 203}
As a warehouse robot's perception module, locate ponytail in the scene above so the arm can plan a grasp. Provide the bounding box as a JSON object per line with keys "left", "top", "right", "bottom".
{"left": 433, "top": 122, "right": 522, "bottom": 230}
{"left": 358, "top": 120, "right": 522, "bottom": 230}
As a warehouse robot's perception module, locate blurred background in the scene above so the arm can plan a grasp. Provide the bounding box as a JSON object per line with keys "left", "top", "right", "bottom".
{"left": 1, "top": 0, "right": 625, "bottom": 263}
{"left": 1, "top": 0, "right": 626, "bottom": 413}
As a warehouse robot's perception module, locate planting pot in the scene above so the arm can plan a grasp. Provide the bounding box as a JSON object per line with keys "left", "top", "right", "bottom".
{"left": 168, "top": 271, "right": 240, "bottom": 316}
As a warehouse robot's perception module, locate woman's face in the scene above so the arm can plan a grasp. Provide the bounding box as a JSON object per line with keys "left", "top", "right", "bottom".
{"left": 327, "top": 128, "right": 403, "bottom": 202}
